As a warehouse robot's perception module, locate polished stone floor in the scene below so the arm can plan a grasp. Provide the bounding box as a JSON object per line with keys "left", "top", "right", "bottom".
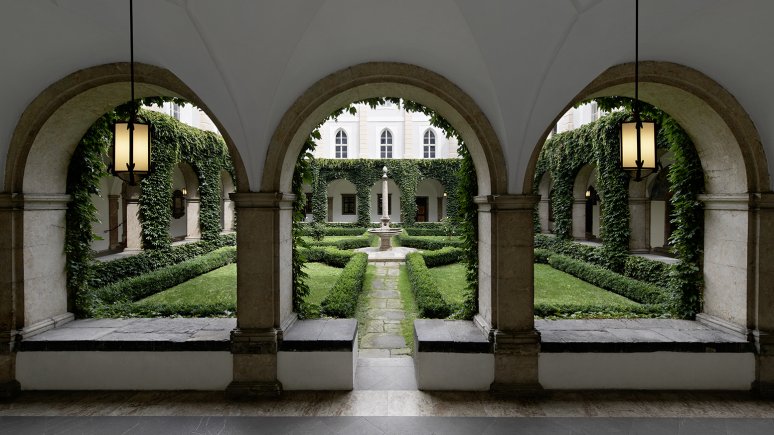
{"left": 1, "top": 391, "right": 773, "bottom": 434}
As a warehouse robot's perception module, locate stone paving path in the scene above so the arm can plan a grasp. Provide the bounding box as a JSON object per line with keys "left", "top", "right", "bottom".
{"left": 359, "top": 261, "right": 411, "bottom": 358}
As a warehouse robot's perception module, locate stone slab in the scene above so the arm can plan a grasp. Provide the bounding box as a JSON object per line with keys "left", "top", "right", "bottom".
{"left": 414, "top": 319, "right": 491, "bottom": 353}
{"left": 279, "top": 319, "right": 357, "bottom": 352}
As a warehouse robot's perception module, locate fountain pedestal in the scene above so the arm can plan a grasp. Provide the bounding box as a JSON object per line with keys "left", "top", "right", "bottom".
{"left": 367, "top": 166, "right": 402, "bottom": 251}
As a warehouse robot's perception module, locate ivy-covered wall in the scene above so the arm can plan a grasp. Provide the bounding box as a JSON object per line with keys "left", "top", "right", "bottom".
{"left": 310, "top": 159, "right": 461, "bottom": 226}
{"left": 535, "top": 104, "right": 704, "bottom": 317}
{"left": 66, "top": 103, "right": 235, "bottom": 314}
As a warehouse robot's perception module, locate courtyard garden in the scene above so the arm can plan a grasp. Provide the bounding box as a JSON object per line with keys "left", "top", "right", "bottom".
{"left": 78, "top": 222, "right": 674, "bottom": 322}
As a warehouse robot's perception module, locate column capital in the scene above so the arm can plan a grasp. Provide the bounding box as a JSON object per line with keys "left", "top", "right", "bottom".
{"left": 698, "top": 193, "right": 752, "bottom": 211}
{"left": 474, "top": 194, "right": 539, "bottom": 210}
{"left": 752, "top": 192, "right": 774, "bottom": 210}
{"left": 230, "top": 192, "right": 295, "bottom": 209}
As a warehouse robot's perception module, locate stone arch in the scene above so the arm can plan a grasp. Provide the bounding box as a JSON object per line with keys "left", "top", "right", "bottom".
{"left": 416, "top": 178, "right": 445, "bottom": 222}
{"left": 524, "top": 61, "right": 773, "bottom": 339}
{"left": 174, "top": 162, "right": 201, "bottom": 241}
{"left": 261, "top": 62, "right": 507, "bottom": 195}
{"left": 537, "top": 172, "right": 553, "bottom": 234}
{"left": 524, "top": 61, "right": 768, "bottom": 194}
{"left": 220, "top": 170, "right": 236, "bottom": 232}
{"left": 571, "top": 165, "right": 598, "bottom": 240}
{"left": 1, "top": 62, "right": 247, "bottom": 333}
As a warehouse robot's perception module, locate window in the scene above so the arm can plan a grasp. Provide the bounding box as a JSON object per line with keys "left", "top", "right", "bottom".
{"left": 335, "top": 129, "right": 348, "bottom": 158}
{"left": 380, "top": 129, "right": 393, "bottom": 158}
{"left": 171, "top": 103, "right": 180, "bottom": 120}
{"left": 341, "top": 194, "right": 356, "bottom": 215}
{"left": 423, "top": 129, "right": 436, "bottom": 158}
{"left": 377, "top": 194, "right": 392, "bottom": 215}
{"left": 305, "top": 193, "right": 313, "bottom": 214}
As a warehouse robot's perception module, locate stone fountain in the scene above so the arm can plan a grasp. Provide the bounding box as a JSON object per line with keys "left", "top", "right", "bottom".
{"left": 368, "top": 166, "right": 402, "bottom": 251}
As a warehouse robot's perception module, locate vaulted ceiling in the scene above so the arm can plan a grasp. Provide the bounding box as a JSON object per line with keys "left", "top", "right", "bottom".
{"left": 2, "top": 0, "right": 772, "bottom": 192}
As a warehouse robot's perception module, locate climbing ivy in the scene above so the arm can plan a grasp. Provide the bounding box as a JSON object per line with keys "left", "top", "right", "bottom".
{"left": 66, "top": 100, "right": 234, "bottom": 316}
{"left": 66, "top": 112, "right": 114, "bottom": 315}
{"left": 537, "top": 99, "right": 704, "bottom": 317}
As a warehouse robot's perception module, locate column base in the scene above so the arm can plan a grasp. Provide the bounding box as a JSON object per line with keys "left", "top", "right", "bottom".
{"left": 225, "top": 381, "right": 282, "bottom": 400}
{"left": 491, "top": 329, "right": 542, "bottom": 393}
{"left": 0, "top": 380, "right": 20, "bottom": 401}
{"left": 490, "top": 381, "right": 545, "bottom": 397}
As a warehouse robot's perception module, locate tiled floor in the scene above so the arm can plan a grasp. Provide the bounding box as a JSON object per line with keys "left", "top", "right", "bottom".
{"left": 1, "top": 416, "right": 773, "bottom": 434}
{"left": 1, "top": 391, "right": 773, "bottom": 434}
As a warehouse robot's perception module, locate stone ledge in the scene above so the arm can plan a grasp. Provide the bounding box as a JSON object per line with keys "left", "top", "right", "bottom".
{"left": 414, "top": 319, "right": 492, "bottom": 353}
{"left": 278, "top": 319, "right": 357, "bottom": 352}
{"left": 18, "top": 318, "right": 234, "bottom": 352}
{"left": 537, "top": 319, "right": 754, "bottom": 353}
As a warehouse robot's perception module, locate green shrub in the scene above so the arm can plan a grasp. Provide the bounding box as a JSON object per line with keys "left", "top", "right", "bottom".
{"left": 320, "top": 252, "right": 368, "bottom": 317}
{"left": 534, "top": 234, "right": 672, "bottom": 284}
{"left": 421, "top": 247, "right": 464, "bottom": 267}
{"left": 405, "top": 253, "right": 454, "bottom": 318}
{"left": 547, "top": 254, "right": 669, "bottom": 305}
{"left": 307, "top": 235, "right": 371, "bottom": 250}
{"left": 404, "top": 227, "right": 448, "bottom": 236}
{"left": 84, "top": 246, "right": 237, "bottom": 316}
{"left": 300, "top": 246, "right": 355, "bottom": 267}
{"left": 396, "top": 234, "right": 464, "bottom": 250}
{"left": 534, "top": 248, "right": 552, "bottom": 264}
{"left": 534, "top": 302, "right": 666, "bottom": 318}
{"left": 624, "top": 255, "right": 672, "bottom": 286}
{"left": 298, "top": 222, "right": 368, "bottom": 237}
{"left": 89, "top": 234, "right": 236, "bottom": 289}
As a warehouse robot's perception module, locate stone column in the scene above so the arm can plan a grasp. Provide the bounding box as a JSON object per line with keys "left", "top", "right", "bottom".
{"left": 108, "top": 195, "right": 120, "bottom": 250}
{"left": 0, "top": 194, "right": 21, "bottom": 399}
{"left": 222, "top": 198, "right": 235, "bottom": 232}
{"left": 538, "top": 197, "right": 550, "bottom": 234}
{"left": 628, "top": 181, "right": 650, "bottom": 253}
{"left": 124, "top": 185, "right": 142, "bottom": 251}
{"left": 226, "top": 192, "right": 295, "bottom": 399}
{"left": 474, "top": 195, "right": 542, "bottom": 393}
{"left": 185, "top": 198, "right": 201, "bottom": 241}
{"left": 752, "top": 193, "right": 774, "bottom": 397}
{"left": 571, "top": 195, "right": 586, "bottom": 240}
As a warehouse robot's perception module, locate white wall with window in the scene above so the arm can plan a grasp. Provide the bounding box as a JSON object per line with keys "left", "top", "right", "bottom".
{"left": 144, "top": 102, "right": 219, "bottom": 133}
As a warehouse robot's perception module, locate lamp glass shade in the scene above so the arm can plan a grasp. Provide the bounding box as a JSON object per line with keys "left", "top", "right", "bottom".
{"left": 113, "top": 121, "right": 151, "bottom": 175}
{"left": 620, "top": 121, "right": 656, "bottom": 172}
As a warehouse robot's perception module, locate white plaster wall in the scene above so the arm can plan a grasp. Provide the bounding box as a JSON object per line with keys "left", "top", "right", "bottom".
{"left": 278, "top": 351, "right": 355, "bottom": 390}
{"left": 169, "top": 166, "right": 187, "bottom": 239}
{"left": 539, "top": 352, "right": 755, "bottom": 390}
{"left": 327, "top": 179, "right": 358, "bottom": 223}
{"left": 24, "top": 209, "right": 68, "bottom": 327}
{"left": 17, "top": 351, "right": 233, "bottom": 390}
{"left": 369, "top": 179, "right": 401, "bottom": 223}
{"left": 415, "top": 353, "right": 494, "bottom": 390}
{"left": 650, "top": 200, "right": 666, "bottom": 248}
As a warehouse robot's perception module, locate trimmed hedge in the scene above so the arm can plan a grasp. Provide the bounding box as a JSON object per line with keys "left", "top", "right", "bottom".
{"left": 534, "top": 302, "right": 666, "bottom": 319}
{"left": 89, "top": 234, "right": 236, "bottom": 289}
{"left": 534, "top": 248, "right": 552, "bottom": 264}
{"left": 306, "top": 235, "right": 371, "bottom": 250}
{"left": 298, "top": 223, "right": 368, "bottom": 236}
{"left": 547, "top": 254, "right": 669, "bottom": 305}
{"left": 320, "top": 252, "right": 368, "bottom": 317}
{"left": 421, "top": 247, "right": 465, "bottom": 267}
{"left": 404, "top": 227, "right": 447, "bottom": 236}
{"left": 84, "top": 246, "right": 237, "bottom": 316}
{"left": 405, "top": 253, "right": 454, "bottom": 318}
{"left": 396, "top": 234, "right": 463, "bottom": 250}
{"left": 534, "top": 234, "right": 672, "bottom": 284}
{"left": 300, "top": 246, "right": 355, "bottom": 268}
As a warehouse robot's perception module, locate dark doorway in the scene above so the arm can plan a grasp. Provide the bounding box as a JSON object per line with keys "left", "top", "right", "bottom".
{"left": 327, "top": 197, "right": 333, "bottom": 222}
{"left": 415, "top": 196, "right": 429, "bottom": 222}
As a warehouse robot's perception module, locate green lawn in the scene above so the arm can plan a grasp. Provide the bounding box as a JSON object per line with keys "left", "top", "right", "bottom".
{"left": 425, "top": 262, "right": 641, "bottom": 312}
{"left": 396, "top": 265, "right": 418, "bottom": 352}
{"left": 534, "top": 263, "right": 640, "bottom": 308}
{"left": 303, "top": 262, "right": 343, "bottom": 306}
{"left": 427, "top": 263, "right": 468, "bottom": 306}
{"left": 135, "top": 262, "right": 343, "bottom": 313}
{"left": 136, "top": 263, "right": 237, "bottom": 307}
